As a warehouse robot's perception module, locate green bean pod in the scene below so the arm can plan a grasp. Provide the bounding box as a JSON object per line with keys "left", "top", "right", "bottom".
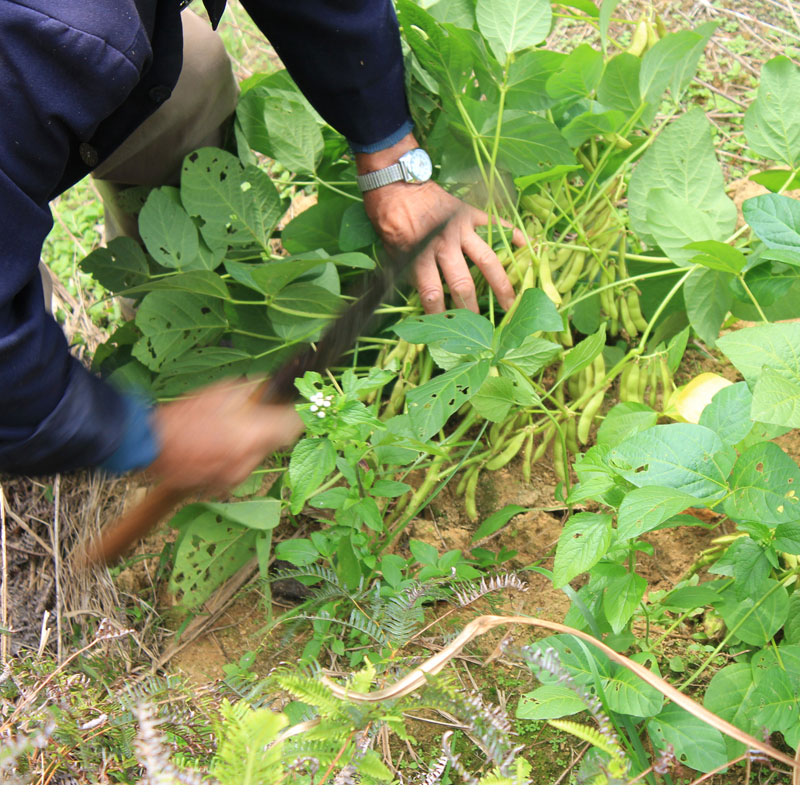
{"left": 522, "top": 428, "right": 535, "bottom": 483}
{"left": 537, "top": 249, "right": 562, "bottom": 307}
{"left": 533, "top": 422, "right": 557, "bottom": 462}
{"left": 659, "top": 357, "right": 674, "bottom": 410}
{"left": 626, "top": 361, "right": 642, "bottom": 403}
{"left": 556, "top": 250, "right": 586, "bottom": 293}
{"left": 619, "top": 362, "right": 633, "bottom": 402}
{"left": 464, "top": 467, "right": 480, "bottom": 521}
{"left": 627, "top": 291, "right": 648, "bottom": 333}
{"left": 565, "top": 417, "right": 579, "bottom": 455}
{"left": 553, "top": 433, "right": 567, "bottom": 483}
{"left": 619, "top": 293, "right": 639, "bottom": 339}
{"left": 487, "top": 430, "right": 527, "bottom": 471}
{"left": 577, "top": 391, "right": 605, "bottom": 445}
{"left": 638, "top": 359, "right": 650, "bottom": 399}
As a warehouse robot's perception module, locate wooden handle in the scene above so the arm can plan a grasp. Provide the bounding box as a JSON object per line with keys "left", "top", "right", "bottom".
{"left": 83, "top": 483, "right": 191, "bottom": 566}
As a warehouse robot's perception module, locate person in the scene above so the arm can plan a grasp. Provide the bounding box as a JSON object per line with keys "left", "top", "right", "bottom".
{"left": 0, "top": 0, "right": 521, "bottom": 492}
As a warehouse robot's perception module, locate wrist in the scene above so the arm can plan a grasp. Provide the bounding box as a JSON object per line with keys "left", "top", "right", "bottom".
{"left": 355, "top": 133, "right": 420, "bottom": 174}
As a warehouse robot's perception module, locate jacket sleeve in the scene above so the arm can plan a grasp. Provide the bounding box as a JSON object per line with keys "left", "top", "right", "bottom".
{"left": 239, "top": 0, "right": 413, "bottom": 152}
{"left": 0, "top": 3, "right": 160, "bottom": 476}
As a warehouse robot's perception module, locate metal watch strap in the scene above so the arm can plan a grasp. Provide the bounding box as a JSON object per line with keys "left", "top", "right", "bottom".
{"left": 357, "top": 163, "right": 405, "bottom": 192}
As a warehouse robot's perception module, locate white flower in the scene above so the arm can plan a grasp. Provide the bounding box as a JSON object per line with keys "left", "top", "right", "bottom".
{"left": 322, "top": 400, "right": 331, "bottom": 408}
{"left": 317, "top": 411, "right": 326, "bottom": 418}
{"left": 310, "top": 404, "right": 318, "bottom": 412}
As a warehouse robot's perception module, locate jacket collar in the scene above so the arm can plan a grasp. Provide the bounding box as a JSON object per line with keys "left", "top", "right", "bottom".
{"left": 202, "top": 0, "right": 226, "bottom": 29}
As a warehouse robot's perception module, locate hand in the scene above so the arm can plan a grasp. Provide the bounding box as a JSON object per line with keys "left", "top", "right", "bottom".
{"left": 146, "top": 379, "right": 304, "bottom": 492}
{"left": 357, "top": 134, "right": 525, "bottom": 315}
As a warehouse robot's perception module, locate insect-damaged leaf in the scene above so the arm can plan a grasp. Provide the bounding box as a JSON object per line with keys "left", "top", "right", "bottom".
{"left": 406, "top": 360, "right": 490, "bottom": 442}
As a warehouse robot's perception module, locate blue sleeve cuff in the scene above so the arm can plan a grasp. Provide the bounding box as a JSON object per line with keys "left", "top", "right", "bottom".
{"left": 348, "top": 119, "right": 414, "bottom": 154}
{"left": 97, "top": 393, "right": 160, "bottom": 475}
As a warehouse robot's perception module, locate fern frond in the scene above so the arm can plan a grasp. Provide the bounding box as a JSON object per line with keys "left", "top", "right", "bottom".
{"left": 547, "top": 719, "right": 620, "bottom": 758}
{"left": 273, "top": 672, "right": 342, "bottom": 717}
{"left": 452, "top": 572, "right": 528, "bottom": 607}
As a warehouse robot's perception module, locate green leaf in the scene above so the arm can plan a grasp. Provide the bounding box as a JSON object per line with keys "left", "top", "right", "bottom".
{"left": 596, "top": 402, "right": 658, "bottom": 448}
{"left": 743, "top": 193, "right": 800, "bottom": 256}
{"left": 703, "top": 663, "right": 759, "bottom": 760}
{"left": 139, "top": 187, "right": 199, "bottom": 270}
{"left": 371, "top": 480, "right": 412, "bottom": 498}
{"left": 603, "top": 655, "right": 663, "bottom": 717}
{"left": 338, "top": 203, "right": 378, "bottom": 251}
{"left": 475, "top": 0, "right": 551, "bottom": 61}
{"left": 561, "top": 325, "right": 607, "bottom": 381}
{"left": 498, "top": 288, "right": 563, "bottom": 353}
{"left": 774, "top": 521, "right": 800, "bottom": 554}
{"left": 196, "top": 498, "right": 281, "bottom": 530}
{"left": 598, "top": 0, "right": 622, "bottom": 51}
{"left": 532, "top": 633, "right": 612, "bottom": 686}
{"left": 275, "top": 538, "right": 320, "bottom": 567}
{"left": 153, "top": 347, "right": 254, "bottom": 397}
{"left": 639, "top": 25, "right": 715, "bottom": 119}
{"left": 628, "top": 109, "right": 737, "bottom": 248}
{"left": 516, "top": 686, "right": 586, "bottom": 720}
{"left": 501, "top": 335, "right": 562, "bottom": 375}
{"left": 406, "top": 360, "right": 491, "bottom": 442}
{"left": 552, "top": 512, "right": 614, "bottom": 587}
{"left": 617, "top": 487, "right": 699, "bottom": 541}
{"left": 750, "top": 667, "right": 799, "bottom": 732}
{"left": 647, "top": 704, "right": 727, "bottom": 774}
{"left": 337, "top": 534, "right": 362, "bottom": 591}
{"left": 718, "top": 578, "right": 789, "bottom": 646}
{"left": 394, "top": 309, "right": 494, "bottom": 355}
{"left": 472, "top": 504, "right": 529, "bottom": 543}
{"left": 607, "top": 423, "right": 735, "bottom": 501}
{"left": 562, "top": 109, "right": 627, "bottom": 149}
{"left": 425, "top": 0, "right": 476, "bottom": 28}
{"left": 506, "top": 50, "right": 566, "bottom": 112}
{"left": 120, "top": 270, "right": 231, "bottom": 300}
{"left": 170, "top": 510, "right": 259, "bottom": 608}
{"left": 684, "top": 240, "right": 746, "bottom": 274}
{"left": 131, "top": 292, "right": 226, "bottom": 370}
{"left": 281, "top": 195, "right": 354, "bottom": 254}
{"left": 743, "top": 56, "right": 800, "bottom": 167}
{"left": 288, "top": 438, "right": 337, "bottom": 514}
{"left": 267, "top": 283, "right": 342, "bottom": 342}
{"left": 409, "top": 538, "right": 439, "bottom": 566}
{"left": 80, "top": 237, "right": 150, "bottom": 293}
{"left": 475, "top": 111, "right": 576, "bottom": 178}
{"left": 470, "top": 374, "right": 535, "bottom": 422}
{"left": 181, "top": 149, "right": 283, "bottom": 251}
{"left": 698, "top": 382, "right": 755, "bottom": 446}
{"left": 545, "top": 44, "right": 604, "bottom": 101}
{"left": 723, "top": 441, "right": 800, "bottom": 525}
{"left": 751, "top": 367, "right": 800, "bottom": 430}
{"left": 597, "top": 53, "right": 641, "bottom": 116}
{"left": 683, "top": 267, "right": 735, "bottom": 346}
{"left": 751, "top": 169, "right": 800, "bottom": 193}
{"left": 661, "top": 584, "right": 722, "bottom": 610}
{"left": 728, "top": 536, "right": 772, "bottom": 600}
{"left": 717, "top": 321, "right": 800, "bottom": 385}
{"left": 603, "top": 572, "right": 647, "bottom": 633}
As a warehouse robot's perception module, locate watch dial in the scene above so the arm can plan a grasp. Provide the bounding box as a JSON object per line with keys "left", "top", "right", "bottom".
{"left": 406, "top": 149, "right": 433, "bottom": 182}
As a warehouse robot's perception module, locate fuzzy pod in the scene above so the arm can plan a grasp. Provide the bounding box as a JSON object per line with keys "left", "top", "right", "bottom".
{"left": 565, "top": 417, "right": 579, "bottom": 455}
{"left": 556, "top": 250, "right": 586, "bottom": 294}
{"left": 577, "top": 391, "right": 605, "bottom": 445}
{"left": 464, "top": 467, "right": 480, "bottom": 521}
{"left": 619, "top": 292, "right": 639, "bottom": 339}
{"left": 618, "top": 362, "right": 633, "bottom": 402}
{"left": 537, "top": 249, "right": 562, "bottom": 307}
{"left": 626, "top": 361, "right": 642, "bottom": 403}
{"left": 486, "top": 430, "right": 527, "bottom": 471}
{"left": 627, "top": 16, "right": 648, "bottom": 57}
{"left": 553, "top": 433, "right": 567, "bottom": 483}
{"left": 626, "top": 291, "right": 648, "bottom": 333}
{"left": 533, "top": 421, "right": 557, "bottom": 462}
{"left": 522, "top": 428, "right": 535, "bottom": 483}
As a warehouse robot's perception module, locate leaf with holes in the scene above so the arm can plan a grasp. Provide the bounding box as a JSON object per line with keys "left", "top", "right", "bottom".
{"left": 602, "top": 655, "right": 663, "bottom": 717}
{"left": 81, "top": 237, "right": 150, "bottom": 293}
{"left": 552, "top": 512, "right": 614, "bottom": 588}
{"left": 131, "top": 292, "right": 227, "bottom": 370}
{"left": 139, "top": 187, "right": 199, "bottom": 270}
{"left": 169, "top": 508, "right": 261, "bottom": 608}
{"left": 181, "top": 148, "right": 283, "bottom": 251}
{"left": 607, "top": 423, "right": 735, "bottom": 501}
{"left": 394, "top": 309, "right": 494, "bottom": 356}
{"left": 516, "top": 686, "right": 587, "bottom": 720}
{"left": 723, "top": 442, "right": 800, "bottom": 525}
{"left": 406, "top": 360, "right": 490, "bottom": 442}
{"left": 647, "top": 703, "right": 727, "bottom": 773}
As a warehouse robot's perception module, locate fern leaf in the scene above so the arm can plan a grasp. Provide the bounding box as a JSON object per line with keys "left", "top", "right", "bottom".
{"left": 547, "top": 719, "right": 619, "bottom": 758}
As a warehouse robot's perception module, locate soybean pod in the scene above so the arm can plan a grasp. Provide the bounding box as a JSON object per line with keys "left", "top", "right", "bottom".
{"left": 464, "top": 467, "right": 480, "bottom": 521}
{"left": 487, "top": 430, "right": 527, "bottom": 471}
{"left": 577, "top": 391, "right": 605, "bottom": 445}
{"left": 537, "top": 249, "right": 562, "bottom": 307}
{"left": 522, "top": 428, "right": 535, "bottom": 483}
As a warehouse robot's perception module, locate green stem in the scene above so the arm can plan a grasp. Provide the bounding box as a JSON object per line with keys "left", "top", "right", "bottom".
{"left": 737, "top": 274, "right": 769, "bottom": 324}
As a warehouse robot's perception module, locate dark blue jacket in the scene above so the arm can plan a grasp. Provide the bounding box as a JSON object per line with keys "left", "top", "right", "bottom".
{"left": 0, "top": 0, "right": 410, "bottom": 476}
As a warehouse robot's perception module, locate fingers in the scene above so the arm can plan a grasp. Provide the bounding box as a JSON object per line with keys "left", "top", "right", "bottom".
{"left": 413, "top": 246, "right": 447, "bottom": 314}
{"left": 462, "top": 231, "right": 515, "bottom": 311}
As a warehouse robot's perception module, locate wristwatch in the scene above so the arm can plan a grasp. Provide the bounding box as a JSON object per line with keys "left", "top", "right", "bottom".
{"left": 356, "top": 148, "right": 433, "bottom": 192}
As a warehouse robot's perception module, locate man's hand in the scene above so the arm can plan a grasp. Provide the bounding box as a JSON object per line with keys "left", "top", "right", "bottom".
{"left": 147, "top": 379, "right": 304, "bottom": 492}
{"left": 357, "top": 133, "right": 524, "bottom": 315}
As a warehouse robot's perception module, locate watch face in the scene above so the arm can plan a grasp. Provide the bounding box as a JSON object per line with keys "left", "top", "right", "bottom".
{"left": 402, "top": 149, "right": 433, "bottom": 183}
